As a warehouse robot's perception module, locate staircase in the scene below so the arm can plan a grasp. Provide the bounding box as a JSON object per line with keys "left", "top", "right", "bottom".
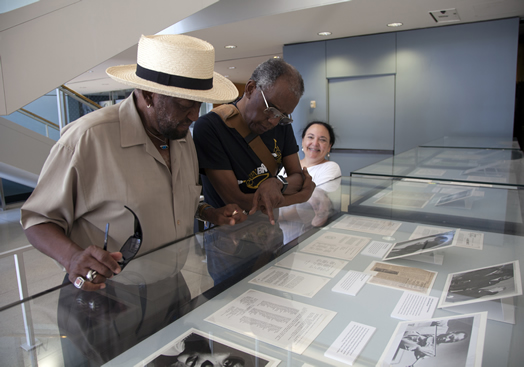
{"left": 0, "top": 0, "right": 218, "bottom": 189}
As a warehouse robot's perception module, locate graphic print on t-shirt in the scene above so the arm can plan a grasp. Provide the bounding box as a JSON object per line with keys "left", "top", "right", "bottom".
{"left": 238, "top": 139, "right": 282, "bottom": 190}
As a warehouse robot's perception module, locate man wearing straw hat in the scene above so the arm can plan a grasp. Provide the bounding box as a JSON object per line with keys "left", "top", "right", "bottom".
{"left": 21, "top": 34, "right": 246, "bottom": 292}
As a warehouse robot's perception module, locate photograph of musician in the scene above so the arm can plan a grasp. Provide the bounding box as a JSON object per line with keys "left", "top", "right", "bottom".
{"left": 394, "top": 319, "right": 472, "bottom": 366}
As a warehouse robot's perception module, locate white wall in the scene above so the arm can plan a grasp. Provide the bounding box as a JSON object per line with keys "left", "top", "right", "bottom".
{"left": 0, "top": 0, "right": 217, "bottom": 115}
{"left": 284, "top": 18, "right": 519, "bottom": 175}
{"left": 395, "top": 19, "right": 519, "bottom": 153}
{"left": 0, "top": 117, "right": 55, "bottom": 187}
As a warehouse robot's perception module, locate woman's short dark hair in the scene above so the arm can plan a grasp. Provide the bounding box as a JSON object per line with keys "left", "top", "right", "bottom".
{"left": 302, "top": 121, "right": 336, "bottom": 147}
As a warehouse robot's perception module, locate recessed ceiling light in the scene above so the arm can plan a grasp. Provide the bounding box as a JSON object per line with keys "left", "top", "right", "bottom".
{"left": 273, "top": 56, "right": 281, "bottom": 59}
{"left": 387, "top": 22, "right": 403, "bottom": 27}
{"left": 318, "top": 31, "right": 332, "bottom": 36}
{"left": 224, "top": 45, "right": 237, "bottom": 49}
{"left": 228, "top": 66, "right": 236, "bottom": 70}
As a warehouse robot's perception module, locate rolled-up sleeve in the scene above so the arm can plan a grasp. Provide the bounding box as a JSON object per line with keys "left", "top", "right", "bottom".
{"left": 21, "top": 141, "right": 81, "bottom": 235}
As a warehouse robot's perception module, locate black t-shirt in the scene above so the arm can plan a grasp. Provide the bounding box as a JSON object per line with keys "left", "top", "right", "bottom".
{"left": 193, "top": 108, "right": 298, "bottom": 208}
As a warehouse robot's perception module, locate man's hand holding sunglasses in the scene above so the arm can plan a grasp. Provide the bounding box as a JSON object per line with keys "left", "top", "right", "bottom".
{"left": 67, "top": 245, "right": 123, "bottom": 291}
{"left": 71, "top": 205, "right": 147, "bottom": 291}
{"left": 23, "top": 220, "right": 124, "bottom": 292}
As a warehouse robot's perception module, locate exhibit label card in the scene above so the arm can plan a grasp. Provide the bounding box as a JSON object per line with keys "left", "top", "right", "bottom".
{"left": 248, "top": 266, "right": 330, "bottom": 298}
{"left": 456, "top": 230, "right": 484, "bottom": 250}
{"left": 301, "top": 231, "right": 370, "bottom": 261}
{"left": 391, "top": 292, "right": 438, "bottom": 320}
{"left": 324, "top": 321, "right": 376, "bottom": 365}
{"left": 332, "top": 270, "right": 370, "bottom": 296}
{"left": 205, "top": 289, "right": 336, "bottom": 354}
{"left": 332, "top": 215, "right": 402, "bottom": 237}
{"left": 275, "top": 252, "right": 348, "bottom": 277}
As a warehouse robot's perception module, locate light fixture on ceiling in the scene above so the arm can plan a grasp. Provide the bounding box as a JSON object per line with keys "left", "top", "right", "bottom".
{"left": 228, "top": 66, "right": 236, "bottom": 70}
{"left": 224, "top": 45, "right": 237, "bottom": 49}
{"left": 273, "top": 56, "right": 281, "bottom": 59}
{"left": 318, "top": 31, "right": 332, "bottom": 36}
{"left": 429, "top": 9, "right": 460, "bottom": 23}
{"left": 387, "top": 22, "right": 403, "bottom": 27}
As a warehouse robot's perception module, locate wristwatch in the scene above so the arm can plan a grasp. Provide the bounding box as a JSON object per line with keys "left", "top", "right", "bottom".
{"left": 276, "top": 175, "right": 288, "bottom": 193}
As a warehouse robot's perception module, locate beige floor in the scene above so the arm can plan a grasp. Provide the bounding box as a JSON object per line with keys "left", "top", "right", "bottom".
{"left": 0, "top": 204, "right": 65, "bottom": 307}
{"left": 0, "top": 204, "right": 65, "bottom": 367}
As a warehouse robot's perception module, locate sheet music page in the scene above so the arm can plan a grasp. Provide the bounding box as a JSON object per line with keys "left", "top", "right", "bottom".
{"left": 205, "top": 289, "right": 336, "bottom": 354}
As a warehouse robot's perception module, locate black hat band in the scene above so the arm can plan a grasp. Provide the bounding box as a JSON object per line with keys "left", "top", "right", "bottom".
{"left": 136, "top": 64, "right": 213, "bottom": 90}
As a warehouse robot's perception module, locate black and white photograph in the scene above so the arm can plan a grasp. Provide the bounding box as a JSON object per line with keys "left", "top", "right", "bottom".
{"left": 373, "top": 190, "right": 435, "bottom": 209}
{"left": 138, "top": 328, "right": 280, "bottom": 367}
{"left": 435, "top": 189, "right": 474, "bottom": 207}
{"left": 377, "top": 312, "right": 487, "bottom": 367}
{"left": 462, "top": 160, "right": 504, "bottom": 175}
{"left": 383, "top": 230, "right": 458, "bottom": 261}
{"left": 439, "top": 261, "right": 522, "bottom": 308}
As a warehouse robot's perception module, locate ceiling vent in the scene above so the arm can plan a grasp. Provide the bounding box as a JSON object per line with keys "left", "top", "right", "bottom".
{"left": 429, "top": 8, "right": 461, "bottom": 24}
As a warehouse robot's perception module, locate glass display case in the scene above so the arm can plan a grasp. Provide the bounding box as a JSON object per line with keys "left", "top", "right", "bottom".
{"left": 1, "top": 176, "right": 523, "bottom": 367}
{"left": 351, "top": 147, "right": 524, "bottom": 188}
{"left": 419, "top": 136, "right": 520, "bottom": 150}
{"left": 344, "top": 177, "right": 524, "bottom": 235}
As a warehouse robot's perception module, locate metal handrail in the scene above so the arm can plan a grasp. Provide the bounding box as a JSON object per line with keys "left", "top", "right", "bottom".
{"left": 18, "top": 108, "right": 59, "bottom": 130}
{"left": 59, "top": 85, "right": 102, "bottom": 110}
{"left": 0, "top": 244, "right": 42, "bottom": 351}
{"left": 15, "top": 85, "right": 102, "bottom": 137}
{"left": 0, "top": 244, "right": 34, "bottom": 259}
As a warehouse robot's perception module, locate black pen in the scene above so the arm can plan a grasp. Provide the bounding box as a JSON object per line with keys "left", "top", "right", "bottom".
{"left": 103, "top": 223, "right": 109, "bottom": 251}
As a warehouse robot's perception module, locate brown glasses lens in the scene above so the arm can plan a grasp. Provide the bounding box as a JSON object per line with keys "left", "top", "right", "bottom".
{"left": 278, "top": 116, "right": 293, "bottom": 125}
{"left": 265, "top": 107, "right": 292, "bottom": 125}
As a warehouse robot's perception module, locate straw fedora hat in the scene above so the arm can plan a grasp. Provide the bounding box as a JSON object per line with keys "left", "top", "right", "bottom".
{"left": 106, "top": 34, "right": 238, "bottom": 104}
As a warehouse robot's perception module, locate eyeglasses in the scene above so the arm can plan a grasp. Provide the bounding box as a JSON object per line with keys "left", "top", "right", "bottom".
{"left": 118, "top": 206, "right": 143, "bottom": 270}
{"left": 259, "top": 89, "right": 293, "bottom": 125}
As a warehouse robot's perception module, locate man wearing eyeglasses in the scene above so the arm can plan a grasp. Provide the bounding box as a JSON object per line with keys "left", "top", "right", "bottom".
{"left": 193, "top": 58, "right": 315, "bottom": 225}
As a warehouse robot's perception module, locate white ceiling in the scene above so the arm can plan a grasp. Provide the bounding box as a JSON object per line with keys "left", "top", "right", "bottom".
{"left": 65, "top": 0, "right": 524, "bottom": 95}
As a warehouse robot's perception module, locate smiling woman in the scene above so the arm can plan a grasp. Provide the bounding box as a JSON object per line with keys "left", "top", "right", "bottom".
{"left": 277, "top": 121, "right": 342, "bottom": 232}
{"left": 299, "top": 121, "right": 341, "bottom": 186}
